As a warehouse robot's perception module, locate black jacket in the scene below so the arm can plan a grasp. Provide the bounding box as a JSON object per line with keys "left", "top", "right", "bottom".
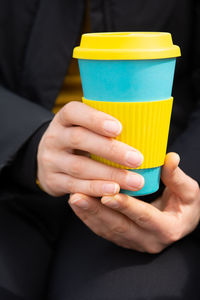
{"left": 1, "top": 0, "right": 200, "bottom": 195}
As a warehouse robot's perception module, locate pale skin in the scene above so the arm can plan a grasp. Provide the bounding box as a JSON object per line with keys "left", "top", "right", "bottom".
{"left": 37, "top": 101, "right": 200, "bottom": 254}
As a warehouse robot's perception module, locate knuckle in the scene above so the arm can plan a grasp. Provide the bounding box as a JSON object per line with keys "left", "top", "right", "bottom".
{"left": 117, "top": 194, "right": 130, "bottom": 209}
{"left": 88, "top": 181, "right": 100, "bottom": 196}
{"left": 119, "top": 169, "right": 129, "bottom": 179}
{"left": 70, "top": 158, "right": 82, "bottom": 177}
{"left": 51, "top": 178, "right": 69, "bottom": 195}
{"left": 88, "top": 109, "right": 99, "bottom": 126}
{"left": 186, "top": 181, "right": 199, "bottom": 201}
{"left": 112, "top": 225, "right": 127, "bottom": 234}
{"left": 162, "top": 229, "right": 181, "bottom": 244}
{"left": 110, "top": 168, "right": 127, "bottom": 183}
{"left": 110, "top": 220, "right": 129, "bottom": 234}
{"left": 134, "top": 245, "right": 146, "bottom": 253}
{"left": 112, "top": 239, "right": 130, "bottom": 249}
{"left": 192, "top": 181, "right": 200, "bottom": 198}
{"left": 62, "top": 101, "right": 76, "bottom": 118}
{"left": 106, "top": 137, "right": 119, "bottom": 157}
{"left": 44, "top": 135, "right": 56, "bottom": 149}
{"left": 108, "top": 139, "right": 119, "bottom": 156}
{"left": 40, "top": 150, "right": 52, "bottom": 168}
{"left": 39, "top": 173, "right": 67, "bottom": 197}
{"left": 109, "top": 167, "right": 119, "bottom": 182}
{"left": 81, "top": 213, "right": 89, "bottom": 224}
{"left": 58, "top": 101, "right": 78, "bottom": 124}
{"left": 65, "top": 177, "right": 75, "bottom": 193}
{"left": 102, "top": 230, "right": 120, "bottom": 243}
{"left": 69, "top": 127, "right": 85, "bottom": 148}
{"left": 88, "top": 203, "right": 100, "bottom": 215}
{"left": 103, "top": 231, "right": 112, "bottom": 241}
{"left": 145, "top": 243, "right": 164, "bottom": 254}
{"left": 65, "top": 100, "right": 77, "bottom": 110}
{"left": 136, "top": 212, "right": 152, "bottom": 225}
{"left": 95, "top": 229, "right": 107, "bottom": 239}
{"left": 184, "top": 180, "right": 199, "bottom": 202}
{"left": 121, "top": 243, "right": 132, "bottom": 250}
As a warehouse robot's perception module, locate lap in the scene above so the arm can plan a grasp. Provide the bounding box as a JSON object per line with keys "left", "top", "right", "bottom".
{"left": 0, "top": 188, "right": 65, "bottom": 300}
{"left": 48, "top": 209, "right": 200, "bottom": 300}
{"left": 1, "top": 189, "right": 200, "bottom": 300}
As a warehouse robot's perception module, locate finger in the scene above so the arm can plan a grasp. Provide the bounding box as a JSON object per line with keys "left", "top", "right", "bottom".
{"left": 69, "top": 193, "right": 146, "bottom": 251}
{"left": 44, "top": 173, "right": 120, "bottom": 197}
{"left": 69, "top": 193, "right": 130, "bottom": 233}
{"left": 60, "top": 126, "right": 143, "bottom": 168}
{"left": 55, "top": 101, "right": 122, "bottom": 137}
{"left": 53, "top": 153, "right": 144, "bottom": 191}
{"left": 101, "top": 193, "right": 169, "bottom": 232}
{"left": 161, "top": 152, "right": 199, "bottom": 203}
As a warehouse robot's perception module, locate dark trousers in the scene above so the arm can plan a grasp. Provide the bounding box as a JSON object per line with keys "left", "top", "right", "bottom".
{"left": 0, "top": 190, "right": 200, "bottom": 300}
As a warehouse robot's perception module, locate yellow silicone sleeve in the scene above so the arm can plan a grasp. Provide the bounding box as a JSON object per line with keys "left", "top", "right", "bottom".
{"left": 83, "top": 97, "right": 173, "bottom": 169}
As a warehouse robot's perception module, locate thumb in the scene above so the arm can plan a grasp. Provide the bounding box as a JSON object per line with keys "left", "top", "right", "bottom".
{"left": 161, "top": 152, "right": 199, "bottom": 203}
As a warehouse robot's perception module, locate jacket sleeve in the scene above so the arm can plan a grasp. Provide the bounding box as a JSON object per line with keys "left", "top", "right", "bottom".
{"left": 168, "top": 106, "right": 200, "bottom": 185}
{"left": 168, "top": 4, "right": 200, "bottom": 185}
{"left": 0, "top": 85, "right": 53, "bottom": 190}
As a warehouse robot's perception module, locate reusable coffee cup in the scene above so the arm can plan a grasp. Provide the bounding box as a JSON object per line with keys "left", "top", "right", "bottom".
{"left": 73, "top": 32, "right": 181, "bottom": 196}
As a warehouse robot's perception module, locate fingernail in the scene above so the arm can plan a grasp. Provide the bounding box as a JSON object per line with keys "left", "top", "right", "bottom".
{"left": 125, "top": 151, "right": 143, "bottom": 167}
{"left": 102, "top": 183, "right": 119, "bottom": 195}
{"left": 102, "top": 197, "right": 119, "bottom": 208}
{"left": 70, "top": 198, "right": 89, "bottom": 210}
{"left": 103, "top": 120, "right": 122, "bottom": 135}
{"left": 126, "top": 173, "right": 144, "bottom": 189}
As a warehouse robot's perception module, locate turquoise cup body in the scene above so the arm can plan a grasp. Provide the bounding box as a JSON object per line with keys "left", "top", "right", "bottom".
{"left": 78, "top": 58, "right": 176, "bottom": 196}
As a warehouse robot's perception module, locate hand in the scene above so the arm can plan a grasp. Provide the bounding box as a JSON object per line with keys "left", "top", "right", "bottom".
{"left": 69, "top": 153, "right": 200, "bottom": 253}
{"left": 37, "top": 101, "right": 144, "bottom": 196}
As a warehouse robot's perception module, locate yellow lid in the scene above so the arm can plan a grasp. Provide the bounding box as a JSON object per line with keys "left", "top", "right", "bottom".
{"left": 73, "top": 32, "right": 181, "bottom": 60}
